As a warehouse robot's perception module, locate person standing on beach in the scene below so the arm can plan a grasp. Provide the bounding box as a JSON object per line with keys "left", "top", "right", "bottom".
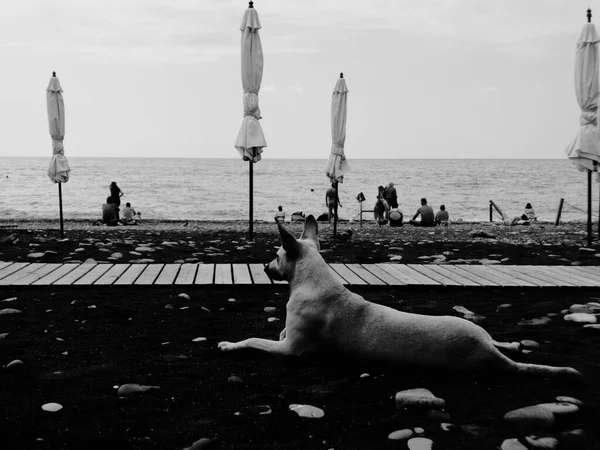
{"left": 383, "top": 182, "right": 398, "bottom": 209}
{"left": 410, "top": 198, "right": 435, "bottom": 227}
{"left": 374, "top": 185, "right": 389, "bottom": 226}
{"left": 109, "top": 181, "right": 124, "bottom": 220}
{"left": 326, "top": 183, "right": 342, "bottom": 223}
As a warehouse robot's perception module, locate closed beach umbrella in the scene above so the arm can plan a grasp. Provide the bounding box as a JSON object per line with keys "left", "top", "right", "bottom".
{"left": 47, "top": 71, "right": 70, "bottom": 238}
{"left": 235, "top": 0, "right": 267, "bottom": 240}
{"left": 565, "top": 9, "right": 600, "bottom": 245}
{"left": 325, "top": 73, "right": 350, "bottom": 236}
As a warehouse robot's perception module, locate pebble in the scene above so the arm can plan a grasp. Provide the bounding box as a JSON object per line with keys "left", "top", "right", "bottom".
{"left": 192, "top": 337, "right": 207, "bottom": 342}
{"left": 183, "top": 438, "right": 214, "bottom": 450}
{"left": 564, "top": 313, "right": 597, "bottom": 323}
{"left": 267, "top": 317, "right": 279, "bottom": 322}
{"left": 503, "top": 405, "right": 556, "bottom": 427}
{"left": 407, "top": 437, "right": 433, "bottom": 450}
{"left": 117, "top": 384, "right": 160, "bottom": 396}
{"left": 518, "top": 317, "right": 551, "bottom": 327}
{"left": 0, "top": 308, "right": 22, "bottom": 315}
{"left": 583, "top": 324, "right": 600, "bottom": 330}
{"left": 228, "top": 376, "right": 244, "bottom": 384}
{"left": 41, "top": 402, "right": 63, "bottom": 412}
{"left": 165, "top": 304, "right": 174, "bottom": 310}
{"left": 359, "top": 373, "right": 369, "bottom": 378}
{"left": 500, "top": 438, "right": 528, "bottom": 450}
{"left": 388, "top": 429, "right": 413, "bottom": 440}
{"left": 110, "top": 252, "right": 123, "bottom": 259}
{"left": 556, "top": 396, "right": 583, "bottom": 406}
{"left": 74, "top": 248, "right": 85, "bottom": 253}
{"left": 520, "top": 339, "right": 540, "bottom": 349}
{"left": 569, "top": 304, "right": 593, "bottom": 313}
{"left": 135, "top": 246, "right": 154, "bottom": 252}
{"left": 536, "top": 402, "right": 579, "bottom": 415}
{"left": 413, "top": 427, "right": 424, "bottom": 434}
{"left": 6, "top": 359, "right": 23, "bottom": 369}
{"left": 453, "top": 305, "right": 474, "bottom": 315}
{"left": 0, "top": 333, "right": 9, "bottom": 339}
{"left": 440, "top": 423, "right": 455, "bottom": 431}
{"left": 129, "top": 251, "right": 142, "bottom": 256}
{"left": 525, "top": 436, "right": 558, "bottom": 449}
{"left": 2, "top": 297, "right": 17, "bottom": 302}
{"left": 228, "top": 298, "right": 236, "bottom": 302}
{"left": 497, "top": 303, "right": 512, "bottom": 312}
{"left": 289, "top": 404, "right": 324, "bottom": 418}
{"left": 27, "top": 252, "right": 45, "bottom": 258}
{"left": 264, "top": 307, "right": 277, "bottom": 313}
{"left": 83, "top": 258, "right": 97, "bottom": 264}
{"left": 178, "top": 293, "right": 191, "bottom": 300}
{"left": 395, "top": 388, "right": 445, "bottom": 408}
{"left": 390, "top": 255, "right": 403, "bottom": 261}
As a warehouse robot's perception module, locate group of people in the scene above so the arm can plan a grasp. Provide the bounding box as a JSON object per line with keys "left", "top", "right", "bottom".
{"left": 100, "top": 181, "right": 140, "bottom": 226}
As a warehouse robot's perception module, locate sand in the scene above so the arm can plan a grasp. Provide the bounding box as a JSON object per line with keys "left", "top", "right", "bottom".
{"left": 1, "top": 219, "right": 600, "bottom": 449}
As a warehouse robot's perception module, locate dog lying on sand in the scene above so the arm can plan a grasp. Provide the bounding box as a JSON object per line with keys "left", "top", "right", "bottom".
{"left": 219, "top": 216, "right": 580, "bottom": 377}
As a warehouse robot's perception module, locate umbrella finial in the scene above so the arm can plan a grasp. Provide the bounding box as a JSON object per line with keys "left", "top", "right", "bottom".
{"left": 52, "top": 71, "right": 56, "bottom": 77}
{"left": 588, "top": 8, "right": 592, "bottom": 23}
{"left": 249, "top": 1, "right": 254, "bottom": 8}
{"left": 340, "top": 72, "right": 344, "bottom": 78}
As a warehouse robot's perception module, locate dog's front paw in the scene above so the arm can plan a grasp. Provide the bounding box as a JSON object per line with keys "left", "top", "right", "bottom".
{"left": 218, "top": 341, "right": 238, "bottom": 352}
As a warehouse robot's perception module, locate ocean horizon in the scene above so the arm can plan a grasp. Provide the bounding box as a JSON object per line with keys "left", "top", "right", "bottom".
{"left": 1, "top": 157, "right": 599, "bottom": 223}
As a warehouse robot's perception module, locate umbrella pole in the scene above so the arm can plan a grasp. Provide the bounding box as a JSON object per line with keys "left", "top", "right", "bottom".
{"left": 249, "top": 160, "right": 254, "bottom": 241}
{"left": 333, "top": 181, "right": 338, "bottom": 237}
{"left": 588, "top": 170, "right": 592, "bottom": 247}
{"left": 58, "top": 182, "right": 64, "bottom": 239}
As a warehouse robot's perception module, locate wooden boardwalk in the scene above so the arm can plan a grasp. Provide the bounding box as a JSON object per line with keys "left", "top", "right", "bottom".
{"left": 0, "top": 261, "right": 598, "bottom": 287}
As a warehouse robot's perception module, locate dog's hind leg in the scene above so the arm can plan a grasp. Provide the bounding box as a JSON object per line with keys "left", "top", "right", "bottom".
{"left": 218, "top": 338, "right": 292, "bottom": 356}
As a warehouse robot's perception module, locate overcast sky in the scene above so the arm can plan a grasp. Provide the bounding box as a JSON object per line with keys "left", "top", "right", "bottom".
{"left": 0, "top": 0, "right": 596, "bottom": 159}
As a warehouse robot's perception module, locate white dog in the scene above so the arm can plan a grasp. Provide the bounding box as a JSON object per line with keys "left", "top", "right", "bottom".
{"left": 219, "top": 216, "right": 580, "bottom": 376}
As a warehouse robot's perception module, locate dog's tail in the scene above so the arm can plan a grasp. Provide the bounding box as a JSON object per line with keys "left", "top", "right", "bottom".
{"left": 510, "top": 361, "right": 581, "bottom": 377}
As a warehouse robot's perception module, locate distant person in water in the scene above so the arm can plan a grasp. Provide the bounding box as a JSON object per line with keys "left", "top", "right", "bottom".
{"left": 275, "top": 205, "right": 285, "bottom": 223}
{"left": 373, "top": 185, "right": 389, "bottom": 226}
{"left": 410, "top": 198, "right": 435, "bottom": 227}
{"left": 121, "top": 202, "right": 137, "bottom": 225}
{"left": 521, "top": 203, "right": 536, "bottom": 222}
{"left": 435, "top": 204, "right": 449, "bottom": 226}
{"left": 102, "top": 196, "right": 118, "bottom": 226}
{"left": 326, "top": 183, "right": 342, "bottom": 223}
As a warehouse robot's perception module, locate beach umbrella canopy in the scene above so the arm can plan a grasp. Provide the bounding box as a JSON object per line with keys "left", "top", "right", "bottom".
{"left": 235, "top": 1, "right": 267, "bottom": 163}
{"left": 47, "top": 72, "right": 70, "bottom": 183}
{"left": 325, "top": 74, "right": 350, "bottom": 183}
{"left": 565, "top": 13, "right": 600, "bottom": 172}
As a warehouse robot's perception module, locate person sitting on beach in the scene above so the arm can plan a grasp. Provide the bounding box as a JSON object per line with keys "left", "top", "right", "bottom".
{"left": 435, "top": 204, "right": 449, "bottom": 226}
{"left": 121, "top": 202, "right": 137, "bottom": 225}
{"left": 102, "top": 196, "right": 119, "bottom": 226}
{"left": 383, "top": 182, "right": 398, "bottom": 209}
{"left": 326, "top": 183, "right": 342, "bottom": 223}
{"left": 521, "top": 203, "right": 537, "bottom": 222}
{"left": 410, "top": 198, "right": 435, "bottom": 227}
{"left": 373, "top": 185, "right": 389, "bottom": 226}
{"left": 275, "top": 205, "right": 285, "bottom": 223}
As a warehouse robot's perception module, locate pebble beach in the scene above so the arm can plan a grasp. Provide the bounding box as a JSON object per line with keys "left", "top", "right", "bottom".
{"left": 1, "top": 218, "right": 600, "bottom": 449}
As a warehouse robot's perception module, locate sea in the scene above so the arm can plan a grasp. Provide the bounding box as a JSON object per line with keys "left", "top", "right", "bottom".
{"left": 1, "top": 157, "right": 598, "bottom": 223}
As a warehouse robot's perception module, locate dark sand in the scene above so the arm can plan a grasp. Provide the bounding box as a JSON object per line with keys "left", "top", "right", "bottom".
{"left": 1, "top": 220, "right": 600, "bottom": 449}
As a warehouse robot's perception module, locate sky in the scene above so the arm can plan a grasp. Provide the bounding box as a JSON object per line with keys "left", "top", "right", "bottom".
{"left": 0, "top": 0, "right": 596, "bottom": 159}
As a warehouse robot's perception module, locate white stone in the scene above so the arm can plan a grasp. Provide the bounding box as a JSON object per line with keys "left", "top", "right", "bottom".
{"left": 74, "top": 248, "right": 85, "bottom": 253}
{"left": 504, "top": 405, "right": 555, "bottom": 427}
{"left": 6, "top": 359, "right": 23, "bottom": 368}
{"left": 42, "top": 403, "right": 63, "bottom": 412}
{"left": 0, "top": 308, "right": 21, "bottom": 315}
{"left": 178, "top": 293, "right": 191, "bottom": 300}
{"left": 525, "top": 436, "right": 558, "bottom": 449}
{"left": 192, "top": 337, "right": 207, "bottom": 342}
{"left": 289, "top": 404, "right": 324, "bottom": 418}
{"left": 83, "top": 258, "right": 97, "bottom": 264}
{"left": 2, "top": 297, "right": 17, "bottom": 302}
{"left": 27, "top": 252, "right": 45, "bottom": 258}
{"left": 583, "top": 324, "right": 600, "bottom": 330}
{"left": 390, "top": 255, "right": 403, "bottom": 261}
{"left": 267, "top": 317, "right": 279, "bottom": 322}
{"left": 537, "top": 402, "right": 579, "bottom": 415}
{"left": 440, "top": 423, "right": 455, "bottom": 431}
{"left": 110, "top": 252, "right": 123, "bottom": 259}
{"left": 520, "top": 339, "right": 540, "bottom": 349}
{"left": 395, "top": 388, "right": 445, "bottom": 408}
{"left": 564, "top": 313, "right": 596, "bottom": 324}
{"left": 129, "top": 251, "right": 142, "bottom": 256}
{"left": 264, "top": 307, "right": 277, "bottom": 313}
{"left": 228, "top": 298, "right": 236, "bottom": 302}
{"left": 388, "top": 429, "right": 413, "bottom": 440}
{"left": 413, "top": 427, "right": 424, "bottom": 434}
{"left": 556, "top": 396, "right": 583, "bottom": 406}
{"left": 453, "top": 305, "right": 475, "bottom": 315}
{"left": 500, "top": 438, "right": 528, "bottom": 450}
{"left": 407, "top": 437, "right": 433, "bottom": 450}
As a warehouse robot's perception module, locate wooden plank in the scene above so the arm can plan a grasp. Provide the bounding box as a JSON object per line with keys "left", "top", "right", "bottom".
{"left": 578, "top": 266, "right": 600, "bottom": 279}
{"left": 154, "top": 264, "right": 181, "bottom": 285}
{"left": 113, "top": 264, "right": 147, "bottom": 285}
{"left": 94, "top": 264, "right": 131, "bottom": 285}
{"left": 195, "top": 264, "right": 215, "bottom": 284}
{"left": 135, "top": 264, "right": 164, "bottom": 285}
{"left": 232, "top": 264, "right": 252, "bottom": 284}
{"left": 519, "top": 266, "right": 577, "bottom": 287}
{"left": 491, "top": 266, "right": 550, "bottom": 287}
{"left": 0, "top": 263, "right": 46, "bottom": 285}
{"left": 174, "top": 264, "right": 198, "bottom": 285}
{"left": 12, "top": 263, "right": 63, "bottom": 286}
{"left": 407, "top": 264, "right": 461, "bottom": 286}
{"left": 248, "top": 264, "right": 272, "bottom": 285}
{"left": 464, "top": 266, "right": 520, "bottom": 287}
{"left": 214, "top": 264, "right": 232, "bottom": 285}
{"left": 564, "top": 266, "right": 600, "bottom": 284}
{"left": 531, "top": 266, "right": 590, "bottom": 287}
{"left": 52, "top": 264, "right": 97, "bottom": 285}
{"left": 33, "top": 264, "right": 78, "bottom": 286}
{"left": 74, "top": 264, "right": 113, "bottom": 285}
{"left": 377, "top": 264, "right": 425, "bottom": 285}
{"left": 0, "top": 261, "right": 11, "bottom": 270}
{"left": 363, "top": 264, "right": 406, "bottom": 285}
{"left": 548, "top": 266, "right": 600, "bottom": 287}
{"left": 327, "top": 265, "right": 349, "bottom": 285}
{"left": 426, "top": 265, "right": 480, "bottom": 287}
{"left": 441, "top": 265, "right": 493, "bottom": 286}
{"left": 329, "top": 263, "right": 368, "bottom": 285}
{"left": 0, "top": 262, "right": 30, "bottom": 281}
{"left": 474, "top": 265, "right": 528, "bottom": 287}
{"left": 346, "top": 264, "right": 386, "bottom": 285}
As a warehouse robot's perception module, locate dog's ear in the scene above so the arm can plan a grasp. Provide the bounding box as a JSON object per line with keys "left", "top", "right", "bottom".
{"left": 277, "top": 221, "right": 299, "bottom": 259}
{"left": 300, "top": 215, "right": 319, "bottom": 246}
